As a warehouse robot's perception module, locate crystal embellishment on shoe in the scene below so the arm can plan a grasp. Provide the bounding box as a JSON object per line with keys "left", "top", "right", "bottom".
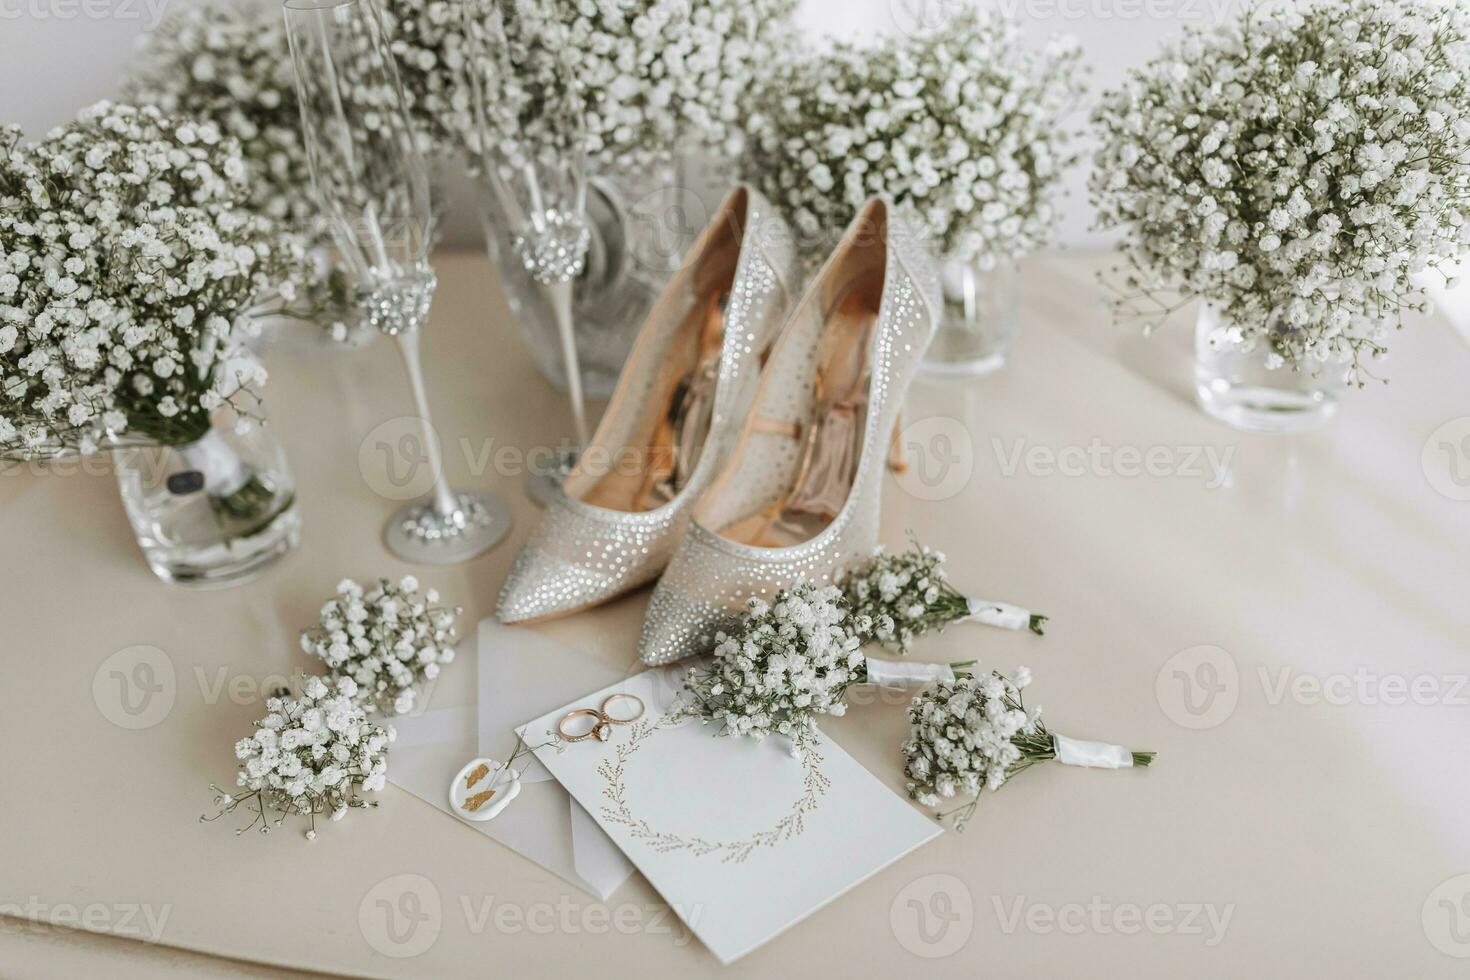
{"left": 497, "top": 187, "right": 800, "bottom": 624}
{"left": 496, "top": 500, "right": 687, "bottom": 622}
{"left": 639, "top": 197, "right": 943, "bottom": 665}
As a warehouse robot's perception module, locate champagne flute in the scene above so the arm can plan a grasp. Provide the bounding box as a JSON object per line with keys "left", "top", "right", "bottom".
{"left": 284, "top": 0, "right": 511, "bottom": 563}
{"left": 456, "top": 0, "right": 593, "bottom": 459}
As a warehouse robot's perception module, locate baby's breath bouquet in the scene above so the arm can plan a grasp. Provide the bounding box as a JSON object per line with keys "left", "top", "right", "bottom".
{"left": 679, "top": 584, "right": 973, "bottom": 755}
{"left": 204, "top": 675, "right": 394, "bottom": 840}
{"left": 375, "top": 0, "right": 483, "bottom": 155}
{"left": 845, "top": 539, "right": 1047, "bottom": 654}
{"left": 745, "top": 9, "right": 1083, "bottom": 266}
{"left": 904, "top": 667, "right": 1154, "bottom": 830}
{"left": 680, "top": 585, "right": 864, "bottom": 754}
{"left": 126, "top": 0, "right": 469, "bottom": 344}
{"left": 0, "top": 103, "right": 304, "bottom": 459}
{"left": 129, "top": 0, "right": 471, "bottom": 171}
{"left": 476, "top": 0, "right": 797, "bottom": 172}
{"left": 126, "top": 2, "right": 313, "bottom": 232}
{"left": 1092, "top": 0, "right": 1470, "bottom": 383}
{"left": 301, "top": 576, "right": 461, "bottom": 716}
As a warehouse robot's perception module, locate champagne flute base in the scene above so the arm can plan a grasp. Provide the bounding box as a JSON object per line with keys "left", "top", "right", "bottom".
{"left": 383, "top": 490, "right": 513, "bottom": 564}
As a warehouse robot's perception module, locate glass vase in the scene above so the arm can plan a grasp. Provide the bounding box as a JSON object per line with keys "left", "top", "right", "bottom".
{"left": 1193, "top": 304, "right": 1343, "bottom": 433}
{"left": 478, "top": 167, "right": 681, "bottom": 398}
{"left": 921, "top": 257, "right": 1021, "bottom": 376}
{"left": 113, "top": 419, "right": 300, "bottom": 587}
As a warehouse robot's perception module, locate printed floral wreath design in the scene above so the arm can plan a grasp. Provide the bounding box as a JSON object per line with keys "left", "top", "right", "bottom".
{"left": 597, "top": 714, "right": 831, "bottom": 864}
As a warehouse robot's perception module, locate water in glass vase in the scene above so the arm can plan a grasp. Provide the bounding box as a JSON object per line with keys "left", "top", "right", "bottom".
{"left": 113, "top": 423, "right": 300, "bottom": 586}
{"left": 922, "top": 258, "right": 1020, "bottom": 376}
{"left": 1193, "top": 305, "right": 1344, "bottom": 433}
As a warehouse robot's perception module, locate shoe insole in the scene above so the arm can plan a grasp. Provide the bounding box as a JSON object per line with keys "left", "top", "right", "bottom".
{"left": 719, "top": 275, "right": 880, "bottom": 548}
{"left": 581, "top": 290, "right": 727, "bottom": 513}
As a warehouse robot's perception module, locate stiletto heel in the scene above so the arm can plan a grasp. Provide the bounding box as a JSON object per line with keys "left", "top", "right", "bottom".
{"left": 639, "top": 197, "right": 941, "bottom": 665}
{"left": 887, "top": 415, "right": 908, "bottom": 474}
{"left": 497, "top": 187, "right": 798, "bottom": 624}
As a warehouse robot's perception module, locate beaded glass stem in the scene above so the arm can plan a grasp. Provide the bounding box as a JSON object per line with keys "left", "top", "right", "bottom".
{"left": 285, "top": 0, "right": 510, "bottom": 562}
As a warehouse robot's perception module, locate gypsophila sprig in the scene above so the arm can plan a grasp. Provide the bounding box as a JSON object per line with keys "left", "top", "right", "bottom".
{"left": 903, "top": 667, "right": 1153, "bottom": 831}
{"left": 845, "top": 537, "right": 1047, "bottom": 654}
{"left": 376, "top": 0, "right": 477, "bottom": 154}
{"left": 203, "top": 675, "right": 394, "bottom": 840}
{"left": 0, "top": 102, "right": 307, "bottom": 458}
{"left": 1091, "top": 0, "right": 1470, "bottom": 383}
{"left": 745, "top": 9, "right": 1084, "bottom": 266}
{"left": 300, "top": 576, "right": 460, "bottom": 717}
{"left": 679, "top": 584, "right": 865, "bottom": 755}
{"left": 126, "top": 1, "right": 316, "bottom": 232}
{"left": 473, "top": 0, "right": 797, "bottom": 173}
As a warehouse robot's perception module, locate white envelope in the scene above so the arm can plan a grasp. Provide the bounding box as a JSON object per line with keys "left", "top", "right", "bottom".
{"left": 389, "top": 620, "right": 635, "bottom": 900}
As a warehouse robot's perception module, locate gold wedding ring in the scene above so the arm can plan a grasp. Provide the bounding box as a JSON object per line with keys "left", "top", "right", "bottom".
{"left": 557, "top": 693, "right": 646, "bottom": 744}
{"left": 599, "top": 693, "right": 645, "bottom": 725}
{"left": 557, "top": 708, "right": 611, "bottom": 743}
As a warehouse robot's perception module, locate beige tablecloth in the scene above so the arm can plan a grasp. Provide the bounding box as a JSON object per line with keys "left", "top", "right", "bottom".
{"left": 2, "top": 251, "right": 1467, "bottom": 979}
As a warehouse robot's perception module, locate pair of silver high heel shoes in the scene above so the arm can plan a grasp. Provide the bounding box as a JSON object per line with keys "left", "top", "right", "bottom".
{"left": 497, "top": 186, "right": 942, "bottom": 666}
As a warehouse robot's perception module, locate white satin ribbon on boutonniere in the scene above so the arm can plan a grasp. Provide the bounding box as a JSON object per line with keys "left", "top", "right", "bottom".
{"left": 1052, "top": 735, "right": 1137, "bottom": 769}
{"left": 863, "top": 658, "right": 956, "bottom": 687}
{"left": 961, "top": 597, "right": 1035, "bottom": 631}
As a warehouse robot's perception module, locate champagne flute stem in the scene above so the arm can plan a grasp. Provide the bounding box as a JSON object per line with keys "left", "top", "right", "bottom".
{"left": 394, "top": 330, "right": 460, "bottom": 519}
{"left": 546, "top": 280, "right": 589, "bottom": 446}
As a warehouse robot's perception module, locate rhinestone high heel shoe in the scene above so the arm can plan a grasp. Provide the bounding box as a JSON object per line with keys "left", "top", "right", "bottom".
{"left": 497, "top": 187, "right": 799, "bottom": 624}
{"left": 638, "top": 197, "right": 941, "bottom": 665}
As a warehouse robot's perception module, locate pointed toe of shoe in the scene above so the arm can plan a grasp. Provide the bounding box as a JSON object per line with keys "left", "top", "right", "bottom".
{"left": 495, "top": 552, "right": 570, "bottom": 624}
{"left": 638, "top": 584, "right": 730, "bottom": 665}
{"left": 496, "top": 548, "right": 630, "bottom": 624}
{"left": 496, "top": 493, "right": 687, "bottom": 624}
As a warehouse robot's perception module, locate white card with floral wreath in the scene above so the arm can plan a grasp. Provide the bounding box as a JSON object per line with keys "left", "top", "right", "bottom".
{"left": 517, "top": 667, "right": 941, "bottom": 964}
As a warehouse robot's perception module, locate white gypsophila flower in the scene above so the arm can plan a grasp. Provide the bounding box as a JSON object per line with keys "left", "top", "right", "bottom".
{"left": 679, "top": 583, "right": 865, "bottom": 753}
{"left": 469, "top": 0, "right": 797, "bottom": 173}
{"left": 745, "top": 9, "right": 1084, "bottom": 267}
{"left": 843, "top": 535, "right": 1047, "bottom": 651}
{"left": 1092, "top": 0, "right": 1470, "bottom": 383}
{"left": 125, "top": 0, "right": 466, "bottom": 343}
{"left": 0, "top": 104, "right": 307, "bottom": 459}
{"left": 125, "top": 1, "right": 317, "bottom": 231}
{"left": 128, "top": 0, "right": 467, "bottom": 189}
{"left": 208, "top": 675, "right": 393, "bottom": 839}
{"left": 845, "top": 539, "right": 962, "bottom": 654}
{"left": 300, "top": 576, "right": 460, "bottom": 716}
{"left": 901, "top": 668, "right": 1040, "bottom": 830}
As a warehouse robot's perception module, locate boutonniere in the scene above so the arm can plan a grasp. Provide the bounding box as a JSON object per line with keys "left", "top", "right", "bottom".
{"left": 903, "top": 666, "right": 1154, "bottom": 830}
{"left": 844, "top": 538, "right": 1047, "bottom": 654}
{"left": 680, "top": 584, "right": 973, "bottom": 756}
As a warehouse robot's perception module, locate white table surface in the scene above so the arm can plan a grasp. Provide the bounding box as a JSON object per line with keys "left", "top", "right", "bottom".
{"left": 2, "top": 249, "right": 1467, "bottom": 979}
